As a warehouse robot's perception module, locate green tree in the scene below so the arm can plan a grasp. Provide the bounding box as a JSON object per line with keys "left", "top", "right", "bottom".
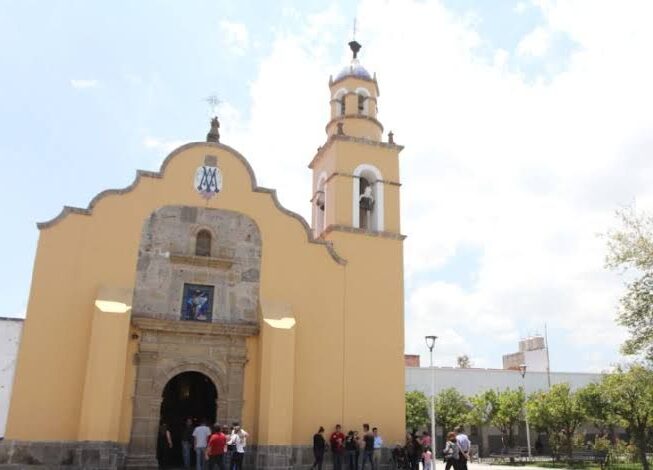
{"left": 405, "top": 391, "right": 429, "bottom": 431}
{"left": 491, "top": 388, "right": 525, "bottom": 448}
{"left": 600, "top": 365, "right": 653, "bottom": 470}
{"left": 457, "top": 355, "right": 472, "bottom": 368}
{"left": 434, "top": 388, "right": 469, "bottom": 437}
{"left": 468, "top": 389, "right": 498, "bottom": 427}
{"left": 606, "top": 207, "right": 653, "bottom": 362}
{"left": 577, "top": 382, "right": 615, "bottom": 435}
{"left": 527, "top": 383, "right": 586, "bottom": 458}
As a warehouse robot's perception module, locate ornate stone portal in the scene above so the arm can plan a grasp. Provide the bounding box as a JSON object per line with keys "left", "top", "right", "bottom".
{"left": 125, "top": 206, "right": 261, "bottom": 468}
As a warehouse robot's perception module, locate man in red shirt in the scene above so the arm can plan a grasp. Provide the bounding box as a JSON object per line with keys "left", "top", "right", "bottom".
{"left": 205, "top": 424, "right": 227, "bottom": 470}
{"left": 330, "top": 424, "right": 345, "bottom": 470}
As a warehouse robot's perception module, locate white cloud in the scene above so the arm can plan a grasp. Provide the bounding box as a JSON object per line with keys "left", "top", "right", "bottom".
{"left": 70, "top": 79, "right": 99, "bottom": 89}
{"left": 517, "top": 26, "right": 551, "bottom": 57}
{"left": 219, "top": 20, "right": 249, "bottom": 55}
{"left": 215, "top": 0, "right": 653, "bottom": 371}
{"left": 143, "top": 137, "right": 186, "bottom": 155}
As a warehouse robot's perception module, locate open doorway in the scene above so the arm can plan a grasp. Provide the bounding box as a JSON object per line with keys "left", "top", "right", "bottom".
{"left": 159, "top": 371, "right": 218, "bottom": 466}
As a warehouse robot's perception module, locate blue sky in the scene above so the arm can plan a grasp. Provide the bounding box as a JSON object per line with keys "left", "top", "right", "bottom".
{"left": 2, "top": 0, "right": 653, "bottom": 372}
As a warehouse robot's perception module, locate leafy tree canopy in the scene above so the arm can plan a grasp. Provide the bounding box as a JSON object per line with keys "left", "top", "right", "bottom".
{"left": 405, "top": 390, "right": 429, "bottom": 432}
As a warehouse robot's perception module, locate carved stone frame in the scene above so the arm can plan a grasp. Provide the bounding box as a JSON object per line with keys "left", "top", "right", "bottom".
{"left": 125, "top": 317, "right": 257, "bottom": 469}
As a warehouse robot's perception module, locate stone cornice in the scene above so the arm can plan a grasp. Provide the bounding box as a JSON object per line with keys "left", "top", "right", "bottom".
{"left": 329, "top": 75, "right": 380, "bottom": 96}
{"left": 308, "top": 135, "right": 404, "bottom": 169}
{"left": 132, "top": 316, "right": 259, "bottom": 337}
{"left": 325, "top": 114, "right": 384, "bottom": 135}
{"left": 169, "top": 253, "right": 234, "bottom": 269}
{"left": 36, "top": 142, "right": 347, "bottom": 267}
{"left": 325, "top": 172, "right": 401, "bottom": 187}
{"left": 323, "top": 224, "right": 406, "bottom": 240}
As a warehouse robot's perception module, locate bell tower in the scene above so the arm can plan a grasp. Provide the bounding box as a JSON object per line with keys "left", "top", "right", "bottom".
{"left": 309, "top": 39, "right": 403, "bottom": 239}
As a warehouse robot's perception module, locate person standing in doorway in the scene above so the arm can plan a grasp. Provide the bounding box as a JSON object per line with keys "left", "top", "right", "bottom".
{"left": 330, "top": 424, "right": 345, "bottom": 470}
{"left": 360, "top": 424, "right": 374, "bottom": 470}
{"left": 156, "top": 422, "right": 173, "bottom": 469}
{"left": 312, "top": 426, "right": 327, "bottom": 470}
{"left": 455, "top": 426, "right": 470, "bottom": 470}
{"left": 181, "top": 418, "right": 195, "bottom": 469}
{"left": 229, "top": 423, "right": 249, "bottom": 470}
{"left": 372, "top": 427, "right": 383, "bottom": 470}
{"left": 193, "top": 419, "right": 212, "bottom": 470}
{"left": 206, "top": 424, "right": 227, "bottom": 470}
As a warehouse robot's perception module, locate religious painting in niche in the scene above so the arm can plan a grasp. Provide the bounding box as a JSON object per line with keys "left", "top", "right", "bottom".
{"left": 181, "top": 284, "right": 214, "bottom": 322}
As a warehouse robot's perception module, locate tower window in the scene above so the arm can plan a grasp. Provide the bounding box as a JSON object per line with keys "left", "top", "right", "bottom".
{"left": 358, "top": 94, "right": 365, "bottom": 114}
{"left": 195, "top": 230, "right": 211, "bottom": 257}
{"left": 359, "top": 177, "right": 375, "bottom": 230}
{"left": 339, "top": 97, "right": 346, "bottom": 116}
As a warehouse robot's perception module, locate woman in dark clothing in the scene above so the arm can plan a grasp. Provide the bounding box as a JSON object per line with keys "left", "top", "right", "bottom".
{"left": 408, "top": 431, "right": 423, "bottom": 470}
{"left": 312, "top": 426, "right": 327, "bottom": 470}
{"left": 156, "top": 422, "right": 173, "bottom": 469}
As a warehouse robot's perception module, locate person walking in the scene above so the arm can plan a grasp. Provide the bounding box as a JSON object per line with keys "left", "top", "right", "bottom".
{"left": 345, "top": 431, "right": 358, "bottom": 470}
{"left": 312, "top": 426, "right": 327, "bottom": 470}
{"left": 360, "top": 424, "right": 374, "bottom": 470}
{"left": 193, "top": 419, "right": 212, "bottom": 470}
{"left": 372, "top": 428, "right": 383, "bottom": 470}
{"left": 229, "top": 423, "right": 249, "bottom": 470}
{"left": 330, "top": 425, "right": 345, "bottom": 470}
{"left": 443, "top": 432, "right": 460, "bottom": 470}
{"left": 454, "top": 426, "right": 470, "bottom": 470}
{"left": 206, "top": 424, "right": 227, "bottom": 470}
{"left": 156, "top": 422, "right": 173, "bottom": 469}
{"left": 422, "top": 446, "right": 433, "bottom": 470}
{"left": 181, "top": 418, "right": 195, "bottom": 469}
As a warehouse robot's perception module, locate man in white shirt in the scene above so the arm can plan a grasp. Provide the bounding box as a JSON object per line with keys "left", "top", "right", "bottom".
{"left": 372, "top": 427, "right": 383, "bottom": 470}
{"left": 455, "top": 426, "right": 471, "bottom": 470}
{"left": 229, "top": 422, "right": 249, "bottom": 470}
{"left": 193, "top": 419, "right": 212, "bottom": 470}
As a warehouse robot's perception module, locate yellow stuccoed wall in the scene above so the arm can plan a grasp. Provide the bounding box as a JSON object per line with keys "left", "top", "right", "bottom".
{"left": 6, "top": 140, "right": 406, "bottom": 446}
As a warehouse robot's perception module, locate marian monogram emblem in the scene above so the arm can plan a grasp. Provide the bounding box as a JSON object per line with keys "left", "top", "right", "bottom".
{"left": 194, "top": 165, "right": 222, "bottom": 199}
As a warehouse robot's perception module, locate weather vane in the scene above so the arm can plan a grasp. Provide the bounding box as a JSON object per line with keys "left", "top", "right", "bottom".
{"left": 205, "top": 94, "right": 221, "bottom": 118}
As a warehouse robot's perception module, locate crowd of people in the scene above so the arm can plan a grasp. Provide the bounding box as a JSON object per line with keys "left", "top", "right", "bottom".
{"left": 311, "top": 424, "right": 385, "bottom": 470}
{"left": 398, "top": 427, "right": 471, "bottom": 470}
{"left": 157, "top": 419, "right": 249, "bottom": 470}
{"left": 158, "top": 420, "right": 470, "bottom": 470}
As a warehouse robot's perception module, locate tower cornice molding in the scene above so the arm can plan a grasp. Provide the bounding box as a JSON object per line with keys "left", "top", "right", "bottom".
{"left": 329, "top": 75, "right": 380, "bottom": 96}
{"left": 325, "top": 114, "right": 384, "bottom": 136}
{"left": 308, "top": 134, "right": 404, "bottom": 169}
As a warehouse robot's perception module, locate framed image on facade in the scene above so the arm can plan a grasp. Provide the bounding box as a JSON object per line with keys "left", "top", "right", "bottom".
{"left": 181, "top": 284, "right": 214, "bottom": 322}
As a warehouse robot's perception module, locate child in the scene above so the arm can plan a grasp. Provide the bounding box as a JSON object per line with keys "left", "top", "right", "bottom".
{"left": 422, "top": 446, "right": 433, "bottom": 470}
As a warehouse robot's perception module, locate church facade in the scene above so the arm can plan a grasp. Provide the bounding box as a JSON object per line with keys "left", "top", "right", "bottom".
{"left": 1, "top": 41, "right": 406, "bottom": 469}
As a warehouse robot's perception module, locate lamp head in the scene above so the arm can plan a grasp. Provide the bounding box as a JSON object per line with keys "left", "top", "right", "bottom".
{"left": 519, "top": 363, "right": 527, "bottom": 377}
{"left": 425, "top": 335, "right": 437, "bottom": 351}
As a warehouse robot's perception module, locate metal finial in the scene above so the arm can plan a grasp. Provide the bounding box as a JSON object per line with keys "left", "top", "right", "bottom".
{"left": 353, "top": 18, "right": 357, "bottom": 40}
{"left": 388, "top": 131, "right": 394, "bottom": 144}
{"left": 205, "top": 94, "right": 221, "bottom": 118}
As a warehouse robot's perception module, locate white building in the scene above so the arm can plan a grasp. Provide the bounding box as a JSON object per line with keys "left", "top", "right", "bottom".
{"left": 502, "top": 336, "right": 549, "bottom": 372}
{"left": 405, "top": 366, "right": 602, "bottom": 397}
{"left": 0, "top": 317, "right": 23, "bottom": 438}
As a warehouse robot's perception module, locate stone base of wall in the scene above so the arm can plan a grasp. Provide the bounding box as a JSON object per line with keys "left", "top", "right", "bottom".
{"left": 253, "top": 446, "right": 394, "bottom": 470}
{"left": 0, "top": 441, "right": 393, "bottom": 470}
{"left": 0, "top": 440, "right": 126, "bottom": 469}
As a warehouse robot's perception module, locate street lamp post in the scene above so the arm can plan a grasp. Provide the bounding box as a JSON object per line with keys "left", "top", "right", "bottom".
{"left": 519, "top": 364, "right": 532, "bottom": 460}
{"left": 425, "top": 335, "right": 438, "bottom": 469}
